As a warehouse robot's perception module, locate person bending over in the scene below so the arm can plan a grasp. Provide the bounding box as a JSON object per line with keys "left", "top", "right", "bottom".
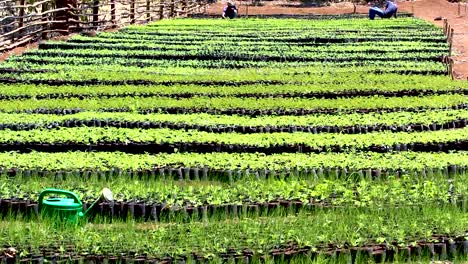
{"left": 222, "top": 1, "right": 238, "bottom": 19}
{"left": 369, "top": 1, "right": 398, "bottom": 20}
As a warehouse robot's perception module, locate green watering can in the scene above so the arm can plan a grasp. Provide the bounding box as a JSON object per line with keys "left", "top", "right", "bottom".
{"left": 38, "top": 188, "right": 113, "bottom": 223}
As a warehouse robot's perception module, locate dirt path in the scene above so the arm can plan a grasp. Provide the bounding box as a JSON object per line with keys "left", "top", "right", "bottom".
{"left": 207, "top": 0, "right": 468, "bottom": 80}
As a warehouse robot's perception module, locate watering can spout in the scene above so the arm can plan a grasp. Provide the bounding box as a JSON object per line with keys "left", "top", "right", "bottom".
{"left": 101, "top": 188, "right": 114, "bottom": 202}
{"left": 83, "top": 188, "right": 114, "bottom": 217}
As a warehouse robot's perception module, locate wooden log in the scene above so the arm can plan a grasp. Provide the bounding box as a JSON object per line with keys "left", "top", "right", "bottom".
{"left": 0, "top": 26, "right": 42, "bottom": 46}
{"left": 0, "top": 17, "right": 16, "bottom": 29}
{"left": 69, "top": 17, "right": 113, "bottom": 24}
{"left": 39, "top": 7, "right": 69, "bottom": 16}
{"left": 1, "top": 12, "right": 46, "bottom": 22}
{"left": 1, "top": 18, "right": 67, "bottom": 38}
{"left": 39, "top": 29, "right": 70, "bottom": 34}
{"left": 0, "top": 34, "right": 34, "bottom": 52}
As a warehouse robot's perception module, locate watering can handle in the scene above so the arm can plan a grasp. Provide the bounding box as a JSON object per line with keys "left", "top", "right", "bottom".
{"left": 38, "top": 189, "right": 82, "bottom": 211}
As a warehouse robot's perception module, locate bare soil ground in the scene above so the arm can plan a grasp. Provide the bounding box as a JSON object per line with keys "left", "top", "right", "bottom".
{"left": 398, "top": 0, "right": 468, "bottom": 79}
{"left": 0, "top": 43, "right": 38, "bottom": 62}
{"left": 0, "top": 34, "right": 75, "bottom": 62}
{"left": 207, "top": 0, "right": 468, "bottom": 80}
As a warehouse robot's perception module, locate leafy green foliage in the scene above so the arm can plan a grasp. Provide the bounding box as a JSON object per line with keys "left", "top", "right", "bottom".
{"left": 0, "top": 17, "right": 466, "bottom": 261}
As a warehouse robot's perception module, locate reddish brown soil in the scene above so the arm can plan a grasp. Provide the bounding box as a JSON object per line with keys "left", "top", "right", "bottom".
{"left": 0, "top": 43, "right": 38, "bottom": 62}
{"left": 0, "top": 34, "right": 76, "bottom": 62}
{"left": 397, "top": 0, "right": 468, "bottom": 79}
{"left": 207, "top": 0, "right": 468, "bottom": 79}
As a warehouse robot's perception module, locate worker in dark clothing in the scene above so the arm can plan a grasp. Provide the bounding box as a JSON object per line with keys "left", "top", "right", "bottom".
{"left": 222, "top": 1, "right": 238, "bottom": 19}
{"left": 369, "top": 1, "right": 398, "bottom": 20}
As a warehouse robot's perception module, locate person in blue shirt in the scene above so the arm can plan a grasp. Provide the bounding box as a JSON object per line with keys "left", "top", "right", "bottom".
{"left": 369, "top": 1, "right": 398, "bottom": 20}
{"left": 222, "top": 1, "right": 238, "bottom": 19}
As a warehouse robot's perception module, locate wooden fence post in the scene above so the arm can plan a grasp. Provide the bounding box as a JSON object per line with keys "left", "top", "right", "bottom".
{"left": 169, "top": 0, "right": 175, "bottom": 17}
{"left": 110, "top": 0, "right": 116, "bottom": 27}
{"left": 51, "top": 0, "right": 77, "bottom": 33}
{"left": 181, "top": 0, "right": 187, "bottom": 17}
{"left": 69, "top": 0, "right": 78, "bottom": 32}
{"left": 449, "top": 28, "right": 454, "bottom": 56}
{"left": 130, "top": 0, "right": 135, "bottom": 24}
{"left": 449, "top": 58, "right": 454, "bottom": 80}
{"left": 158, "top": 0, "right": 164, "bottom": 19}
{"left": 146, "top": 0, "right": 151, "bottom": 21}
{"left": 93, "top": 0, "right": 99, "bottom": 29}
{"left": 18, "top": 0, "right": 26, "bottom": 34}
{"left": 245, "top": 0, "right": 248, "bottom": 18}
{"left": 41, "top": 1, "right": 48, "bottom": 39}
{"left": 443, "top": 18, "right": 447, "bottom": 35}
{"left": 443, "top": 55, "right": 449, "bottom": 75}
{"left": 448, "top": 60, "right": 451, "bottom": 79}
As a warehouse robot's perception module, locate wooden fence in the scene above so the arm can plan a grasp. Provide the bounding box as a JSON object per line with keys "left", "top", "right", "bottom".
{"left": 0, "top": 0, "right": 207, "bottom": 52}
